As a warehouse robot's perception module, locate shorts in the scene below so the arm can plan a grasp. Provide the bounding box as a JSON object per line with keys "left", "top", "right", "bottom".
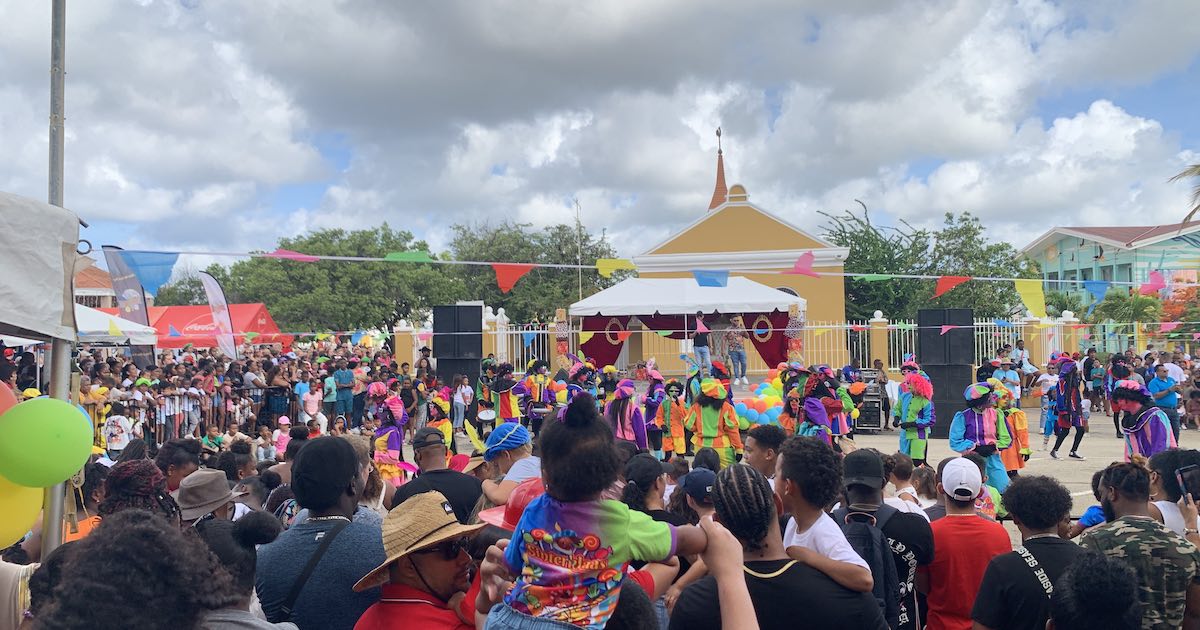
{"left": 335, "top": 394, "right": 353, "bottom": 415}
{"left": 484, "top": 604, "right": 578, "bottom": 630}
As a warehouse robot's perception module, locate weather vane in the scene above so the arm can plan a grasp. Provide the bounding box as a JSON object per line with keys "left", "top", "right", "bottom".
{"left": 716, "top": 127, "right": 722, "bottom": 153}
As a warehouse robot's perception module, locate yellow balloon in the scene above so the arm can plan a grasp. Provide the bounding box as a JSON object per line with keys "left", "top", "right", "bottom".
{"left": 771, "top": 378, "right": 783, "bottom": 390}
{"left": 556, "top": 390, "right": 568, "bottom": 404}
{"left": 851, "top": 408, "right": 861, "bottom": 420}
{"left": 0, "top": 475, "right": 42, "bottom": 548}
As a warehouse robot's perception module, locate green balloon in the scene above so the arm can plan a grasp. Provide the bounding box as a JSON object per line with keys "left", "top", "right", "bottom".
{"left": 0, "top": 397, "right": 94, "bottom": 487}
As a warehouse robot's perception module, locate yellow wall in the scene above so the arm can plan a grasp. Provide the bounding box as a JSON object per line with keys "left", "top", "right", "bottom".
{"left": 649, "top": 204, "right": 830, "bottom": 254}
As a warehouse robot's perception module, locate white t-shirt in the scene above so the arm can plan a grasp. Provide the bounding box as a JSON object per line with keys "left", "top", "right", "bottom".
{"left": 883, "top": 496, "right": 931, "bottom": 521}
{"left": 503, "top": 455, "right": 542, "bottom": 484}
{"left": 1164, "top": 362, "right": 1187, "bottom": 384}
{"left": 1035, "top": 373, "right": 1059, "bottom": 396}
{"left": 783, "top": 512, "right": 869, "bottom": 570}
{"left": 454, "top": 385, "right": 473, "bottom": 406}
{"left": 103, "top": 415, "right": 132, "bottom": 451}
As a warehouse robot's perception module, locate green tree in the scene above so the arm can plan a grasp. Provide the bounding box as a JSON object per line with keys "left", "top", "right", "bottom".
{"left": 218, "top": 226, "right": 462, "bottom": 332}
{"left": 1044, "top": 290, "right": 1086, "bottom": 319}
{"left": 1172, "top": 164, "right": 1200, "bottom": 225}
{"left": 447, "top": 219, "right": 626, "bottom": 321}
{"left": 820, "top": 207, "right": 934, "bottom": 320}
{"left": 1092, "top": 289, "right": 1162, "bottom": 324}
{"left": 153, "top": 274, "right": 206, "bottom": 306}
{"left": 927, "top": 213, "right": 1041, "bottom": 319}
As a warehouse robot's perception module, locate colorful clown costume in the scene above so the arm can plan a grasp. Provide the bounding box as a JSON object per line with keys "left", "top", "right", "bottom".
{"left": 1122, "top": 405, "right": 1176, "bottom": 461}
{"left": 893, "top": 371, "right": 935, "bottom": 464}
{"left": 683, "top": 379, "right": 743, "bottom": 468}
{"left": 948, "top": 383, "right": 1012, "bottom": 494}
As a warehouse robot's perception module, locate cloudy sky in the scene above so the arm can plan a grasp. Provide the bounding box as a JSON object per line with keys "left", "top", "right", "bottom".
{"left": 2, "top": 0, "right": 1199, "bottom": 265}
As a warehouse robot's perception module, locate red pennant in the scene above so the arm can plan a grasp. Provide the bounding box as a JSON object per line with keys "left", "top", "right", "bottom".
{"left": 850, "top": 325, "right": 868, "bottom": 332}
{"left": 492, "top": 263, "right": 536, "bottom": 293}
{"left": 1160, "top": 321, "right": 1182, "bottom": 333}
{"left": 934, "top": 276, "right": 971, "bottom": 297}
{"left": 1070, "top": 324, "right": 1089, "bottom": 330}
{"left": 615, "top": 331, "right": 633, "bottom": 342}
{"left": 265, "top": 248, "right": 319, "bottom": 263}
{"left": 783, "top": 252, "right": 819, "bottom": 277}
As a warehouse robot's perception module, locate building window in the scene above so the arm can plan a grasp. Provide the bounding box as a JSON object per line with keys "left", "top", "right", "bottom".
{"left": 75, "top": 295, "right": 102, "bottom": 308}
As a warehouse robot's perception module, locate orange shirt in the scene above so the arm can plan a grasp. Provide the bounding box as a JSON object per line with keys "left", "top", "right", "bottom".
{"left": 63, "top": 515, "right": 101, "bottom": 543}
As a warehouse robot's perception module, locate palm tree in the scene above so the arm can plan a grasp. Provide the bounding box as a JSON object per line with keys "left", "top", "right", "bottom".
{"left": 1172, "top": 164, "right": 1200, "bottom": 225}
{"left": 1044, "top": 290, "right": 1086, "bottom": 318}
{"left": 1092, "top": 290, "right": 1162, "bottom": 324}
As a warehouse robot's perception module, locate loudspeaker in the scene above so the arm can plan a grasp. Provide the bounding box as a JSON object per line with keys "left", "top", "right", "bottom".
{"left": 921, "top": 364, "right": 974, "bottom": 439}
{"left": 916, "top": 308, "right": 974, "bottom": 366}
{"left": 435, "top": 358, "right": 480, "bottom": 389}
{"left": 433, "top": 305, "right": 483, "bottom": 359}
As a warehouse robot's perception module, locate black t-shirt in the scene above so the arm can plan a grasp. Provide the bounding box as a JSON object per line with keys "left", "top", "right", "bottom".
{"left": 1082, "top": 357, "right": 1096, "bottom": 382}
{"left": 694, "top": 331, "right": 710, "bottom": 348}
{"left": 392, "top": 468, "right": 483, "bottom": 524}
{"left": 670, "top": 559, "right": 888, "bottom": 630}
{"left": 882, "top": 511, "right": 935, "bottom": 630}
{"left": 970, "top": 537, "right": 1082, "bottom": 630}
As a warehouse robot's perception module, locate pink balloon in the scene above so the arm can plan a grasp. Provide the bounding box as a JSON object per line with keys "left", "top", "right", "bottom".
{"left": 0, "top": 385, "right": 16, "bottom": 416}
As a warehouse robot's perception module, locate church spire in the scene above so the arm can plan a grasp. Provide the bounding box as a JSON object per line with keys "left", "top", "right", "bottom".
{"left": 708, "top": 127, "right": 727, "bottom": 211}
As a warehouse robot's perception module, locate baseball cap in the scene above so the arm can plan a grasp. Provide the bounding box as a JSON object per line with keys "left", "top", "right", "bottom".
{"left": 941, "top": 457, "right": 983, "bottom": 501}
{"left": 842, "top": 450, "right": 885, "bottom": 489}
{"left": 681, "top": 468, "right": 717, "bottom": 504}
{"left": 412, "top": 427, "right": 447, "bottom": 450}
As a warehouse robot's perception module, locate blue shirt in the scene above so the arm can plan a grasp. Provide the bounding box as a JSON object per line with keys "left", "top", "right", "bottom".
{"left": 293, "top": 381, "right": 310, "bottom": 399}
{"left": 333, "top": 369, "right": 355, "bottom": 397}
{"left": 1079, "top": 504, "right": 1105, "bottom": 528}
{"left": 1149, "top": 376, "right": 1179, "bottom": 409}
{"left": 841, "top": 366, "right": 862, "bottom": 382}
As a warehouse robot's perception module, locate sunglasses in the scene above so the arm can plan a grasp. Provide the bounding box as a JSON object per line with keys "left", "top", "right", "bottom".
{"left": 413, "top": 537, "right": 470, "bottom": 561}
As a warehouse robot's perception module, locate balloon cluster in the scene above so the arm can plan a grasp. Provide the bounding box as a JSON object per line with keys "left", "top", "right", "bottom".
{"left": 549, "top": 380, "right": 568, "bottom": 404}
{"left": 733, "top": 368, "right": 787, "bottom": 426}
{"left": 0, "top": 386, "right": 94, "bottom": 547}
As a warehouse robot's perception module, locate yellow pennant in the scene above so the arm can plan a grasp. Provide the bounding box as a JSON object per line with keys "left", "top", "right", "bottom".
{"left": 596, "top": 258, "right": 636, "bottom": 278}
{"left": 1013, "top": 279, "right": 1048, "bottom": 318}
{"left": 811, "top": 328, "right": 830, "bottom": 338}
{"left": 107, "top": 320, "right": 123, "bottom": 336}
{"left": 579, "top": 331, "right": 595, "bottom": 345}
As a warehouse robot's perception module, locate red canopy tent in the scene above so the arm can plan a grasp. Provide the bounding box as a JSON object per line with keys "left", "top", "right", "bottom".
{"left": 102, "top": 303, "right": 293, "bottom": 350}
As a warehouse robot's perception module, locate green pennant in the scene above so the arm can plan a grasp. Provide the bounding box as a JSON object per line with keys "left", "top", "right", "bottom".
{"left": 893, "top": 323, "right": 917, "bottom": 330}
{"left": 384, "top": 251, "right": 435, "bottom": 263}
{"left": 655, "top": 330, "right": 673, "bottom": 337}
{"left": 858, "top": 274, "right": 892, "bottom": 282}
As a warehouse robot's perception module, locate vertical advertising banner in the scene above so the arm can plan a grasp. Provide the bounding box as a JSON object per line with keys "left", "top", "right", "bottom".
{"left": 101, "top": 246, "right": 155, "bottom": 368}
{"left": 198, "top": 271, "right": 239, "bottom": 359}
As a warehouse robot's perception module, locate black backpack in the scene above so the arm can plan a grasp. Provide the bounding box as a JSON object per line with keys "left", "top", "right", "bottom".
{"left": 833, "top": 503, "right": 900, "bottom": 629}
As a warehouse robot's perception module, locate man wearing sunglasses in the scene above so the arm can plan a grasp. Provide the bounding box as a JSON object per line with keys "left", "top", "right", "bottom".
{"left": 353, "top": 491, "right": 486, "bottom": 629}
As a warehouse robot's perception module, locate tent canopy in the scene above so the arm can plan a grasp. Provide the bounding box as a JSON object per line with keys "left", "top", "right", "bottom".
{"left": 569, "top": 277, "right": 806, "bottom": 317}
{"left": 103, "top": 303, "right": 293, "bottom": 350}
{"left": 0, "top": 191, "right": 81, "bottom": 341}
{"left": 75, "top": 304, "right": 158, "bottom": 345}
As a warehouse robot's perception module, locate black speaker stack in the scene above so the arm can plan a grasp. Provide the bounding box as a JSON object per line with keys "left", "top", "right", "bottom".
{"left": 915, "top": 309, "right": 974, "bottom": 438}
{"left": 432, "top": 305, "right": 483, "bottom": 385}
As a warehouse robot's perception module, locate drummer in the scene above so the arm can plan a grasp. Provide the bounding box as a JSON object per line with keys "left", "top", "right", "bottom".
{"left": 521, "top": 359, "right": 554, "bottom": 435}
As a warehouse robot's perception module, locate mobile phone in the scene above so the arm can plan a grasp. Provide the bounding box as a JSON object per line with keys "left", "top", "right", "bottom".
{"left": 1176, "top": 464, "right": 1200, "bottom": 502}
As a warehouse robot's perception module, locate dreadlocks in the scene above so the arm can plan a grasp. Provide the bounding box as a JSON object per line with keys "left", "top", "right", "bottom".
{"left": 712, "top": 464, "right": 775, "bottom": 552}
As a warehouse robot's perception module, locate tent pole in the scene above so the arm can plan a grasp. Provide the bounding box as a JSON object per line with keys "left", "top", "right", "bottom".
{"left": 42, "top": 0, "right": 68, "bottom": 558}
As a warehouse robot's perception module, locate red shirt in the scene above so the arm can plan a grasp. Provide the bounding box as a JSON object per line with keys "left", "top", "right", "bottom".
{"left": 354, "top": 580, "right": 478, "bottom": 630}
{"left": 920, "top": 514, "right": 1011, "bottom": 630}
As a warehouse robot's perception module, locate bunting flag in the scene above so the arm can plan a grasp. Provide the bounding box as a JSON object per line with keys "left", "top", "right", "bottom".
{"left": 893, "top": 323, "right": 917, "bottom": 330}
{"left": 615, "top": 331, "right": 633, "bottom": 342}
{"left": 265, "top": 248, "right": 320, "bottom": 263}
{"left": 1139, "top": 271, "right": 1165, "bottom": 296}
{"left": 315, "top": 333, "right": 332, "bottom": 341}
{"left": 1083, "top": 280, "right": 1111, "bottom": 316}
{"left": 783, "top": 252, "right": 818, "bottom": 277}
{"left": 521, "top": 331, "right": 537, "bottom": 347}
{"left": 1070, "top": 324, "right": 1089, "bottom": 330}
{"left": 417, "top": 332, "right": 433, "bottom": 342}
{"left": 811, "top": 329, "right": 831, "bottom": 338}
{"left": 242, "top": 331, "right": 260, "bottom": 342}
{"left": 117, "top": 251, "right": 179, "bottom": 297}
{"left": 107, "top": 320, "right": 123, "bottom": 337}
{"left": 655, "top": 330, "right": 673, "bottom": 337}
{"left": 579, "top": 331, "right": 595, "bottom": 345}
{"left": 1160, "top": 322, "right": 1182, "bottom": 333}
{"left": 1194, "top": 333, "right": 1200, "bottom": 341}
{"left": 168, "top": 325, "right": 183, "bottom": 337}
{"left": 695, "top": 319, "right": 710, "bottom": 334}
{"left": 376, "top": 330, "right": 391, "bottom": 342}
{"left": 1013, "top": 279, "right": 1048, "bottom": 318}
{"left": 861, "top": 274, "right": 892, "bottom": 282}
{"left": 940, "top": 325, "right": 957, "bottom": 336}
{"left": 384, "top": 251, "right": 435, "bottom": 263}
{"left": 493, "top": 263, "right": 536, "bottom": 293}
{"left": 850, "top": 325, "right": 868, "bottom": 332}
{"left": 934, "top": 275, "right": 971, "bottom": 297}
{"left": 992, "top": 332, "right": 1002, "bottom": 337}
{"left": 993, "top": 319, "right": 1012, "bottom": 328}
{"left": 595, "top": 258, "right": 636, "bottom": 278}
{"left": 692, "top": 269, "right": 729, "bottom": 287}
{"left": 350, "top": 331, "right": 365, "bottom": 345}
{"left": 1082, "top": 333, "right": 1091, "bottom": 340}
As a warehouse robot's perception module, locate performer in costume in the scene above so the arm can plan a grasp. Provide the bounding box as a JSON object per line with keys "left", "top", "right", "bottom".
{"left": 710, "top": 360, "right": 733, "bottom": 399}
{"left": 563, "top": 353, "right": 597, "bottom": 408}
{"left": 949, "top": 382, "right": 1012, "bottom": 493}
{"left": 796, "top": 398, "right": 833, "bottom": 447}
{"left": 684, "top": 378, "right": 743, "bottom": 468}
{"left": 605, "top": 378, "right": 648, "bottom": 449}
{"left": 1050, "top": 357, "right": 1087, "bottom": 460}
{"left": 990, "top": 379, "right": 1031, "bottom": 477}
{"left": 892, "top": 369, "right": 935, "bottom": 466}
{"left": 426, "top": 393, "right": 457, "bottom": 454}
{"left": 780, "top": 361, "right": 808, "bottom": 399}
{"left": 519, "top": 359, "right": 554, "bottom": 435}
{"left": 779, "top": 387, "right": 802, "bottom": 436}
{"left": 597, "top": 365, "right": 619, "bottom": 406}
{"left": 1112, "top": 379, "right": 1176, "bottom": 461}
{"left": 489, "top": 363, "right": 522, "bottom": 427}
{"left": 373, "top": 396, "right": 409, "bottom": 487}
{"left": 642, "top": 360, "right": 667, "bottom": 459}
{"left": 476, "top": 358, "right": 497, "bottom": 419}
{"left": 656, "top": 379, "right": 687, "bottom": 458}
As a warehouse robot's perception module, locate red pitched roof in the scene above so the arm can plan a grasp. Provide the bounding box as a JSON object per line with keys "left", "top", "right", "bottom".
{"left": 1065, "top": 222, "right": 1200, "bottom": 247}
{"left": 708, "top": 149, "right": 727, "bottom": 210}
{"left": 74, "top": 264, "right": 112, "bottom": 290}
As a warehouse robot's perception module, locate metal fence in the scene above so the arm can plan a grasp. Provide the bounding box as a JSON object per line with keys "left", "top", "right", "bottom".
{"left": 887, "top": 320, "right": 917, "bottom": 371}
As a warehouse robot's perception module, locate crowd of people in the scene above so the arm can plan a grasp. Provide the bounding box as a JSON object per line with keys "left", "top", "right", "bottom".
{"left": 2, "top": 338, "right": 1200, "bottom": 629}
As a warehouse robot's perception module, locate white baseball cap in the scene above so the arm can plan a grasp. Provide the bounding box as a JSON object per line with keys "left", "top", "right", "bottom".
{"left": 941, "top": 457, "right": 982, "bottom": 501}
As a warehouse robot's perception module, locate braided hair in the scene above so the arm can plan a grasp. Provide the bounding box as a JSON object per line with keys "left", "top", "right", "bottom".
{"left": 712, "top": 464, "right": 775, "bottom": 551}
{"left": 1100, "top": 461, "right": 1151, "bottom": 503}
{"left": 99, "top": 459, "right": 181, "bottom": 521}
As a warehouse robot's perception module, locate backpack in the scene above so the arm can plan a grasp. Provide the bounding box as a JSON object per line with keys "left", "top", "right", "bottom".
{"left": 833, "top": 503, "right": 900, "bottom": 629}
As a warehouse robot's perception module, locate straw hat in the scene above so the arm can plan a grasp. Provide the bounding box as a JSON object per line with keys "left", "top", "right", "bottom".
{"left": 352, "top": 491, "right": 485, "bottom": 592}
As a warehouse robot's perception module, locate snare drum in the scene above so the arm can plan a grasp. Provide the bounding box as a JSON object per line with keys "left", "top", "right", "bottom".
{"left": 530, "top": 405, "right": 552, "bottom": 416}
{"left": 477, "top": 409, "right": 497, "bottom": 423}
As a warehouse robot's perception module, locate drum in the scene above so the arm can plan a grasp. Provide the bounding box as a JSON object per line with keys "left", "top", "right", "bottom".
{"left": 477, "top": 409, "right": 497, "bottom": 423}
{"left": 530, "top": 405, "right": 553, "bottom": 416}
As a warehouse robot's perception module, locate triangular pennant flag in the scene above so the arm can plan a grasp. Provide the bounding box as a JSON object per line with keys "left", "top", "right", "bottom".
{"left": 1013, "top": 279, "right": 1048, "bottom": 318}
{"left": 521, "top": 331, "right": 537, "bottom": 347}
{"left": 493, "top": 263, "right": 536, "bottom": 293}
{"left": 118, "top": 251, "right": 179, "bottom": 297}
{"left": 417, "top": 331, "right": 433, "bottom": 342}
{"left": 812, "top": 329, "right": 830, "bottom": 338}
{"left": 992, "top": 332, "right": 1002, "bottom": 337}
{"left": 934, "top": 276, "right": 971, "bottom": 297}
{"left": 860, "top": 274, "right": 892, "bottom": 282}
{"left": 1139, "top": 271, "right": 1165, "bottom": 296}
{"left": 940, "top": 325, "right": 956, "bottom": 336}
{"left": 1193, "top": 333, "right": 1200, "bottom": 341}
{"left": 783, "top": 252, "right": 818, "bottom": 277}
{"left": 595, "top": 258, "right": 636, "bottom": 278}
{"left": 615, "top": 331, "right": 633, "bottom": 342}
{"left": 264, "top": 248, "right": 319, "bottom": 263}
{"left": 242, "top": 331, "right": 260, "bottom": 342}
{"left": 315, "top": 333, "right": 331, "bottom": 341}
{"left": 1070, "top": 324, "right": 1089, "bottom": 330}
{"left": 579, "top": 331, "right": 595, "bottom": 345}
{"left": 1160, "top": 322, "right": 1182, "bottom": 333}
{"left": 168, "top": 325, "right": 183, "bottom": 337}
{"left": 1048, "top": 332, "right": 1055, "bottom": 340}
{"left": 108, "top": 320, "right": 123, "bottom": 337}
{"left": 695, "top": 319, "right": 710, "bottom": 334}
{"left": 893, "top": 323, "right": 916, "bottom": 330}
{"left": 377, "top": 330, "right": 391, "bottom": 342}
{"left": 850, "top": 325, "right": 868, "bottom": 332}
{"left": 1082, "top": 333, "right": 1091, "bottom": 340}
{"left": 993, "top": 319, "right": 1012, "bottom": 328}
{"left": 1083, "top": 280, "right": 1111, "bottom": 316}
{"left": 655, "top": 330, "right": 673, "bottom": 337}
{"left": 350, "top": 330, "right": 365, "bottom": 345}
{"left": 384, "top": 251, "right": 435, "bottom": 263}
{"left": 692, "top": 270, "right": 729, "bottom": 287}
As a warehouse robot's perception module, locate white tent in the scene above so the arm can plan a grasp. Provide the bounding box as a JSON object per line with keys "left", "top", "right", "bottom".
{"left": 0, "top": 191, "right": 80, "bottom": 342}
{"left": 569, "top": 277, "right": 806, "bottom": 317}
{"left": 75, "top": 304, "right": 158, "bottom": 346}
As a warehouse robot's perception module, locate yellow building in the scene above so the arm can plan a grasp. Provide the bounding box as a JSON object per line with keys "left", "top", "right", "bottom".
{"left": 625, "top": 146, "right": 850, "bottom": 376}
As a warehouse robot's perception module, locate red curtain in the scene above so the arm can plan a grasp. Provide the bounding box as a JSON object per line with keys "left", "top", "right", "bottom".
{"left": 637, "top": 314, "right": 689, "bottom": 340}
{"left": 746, "top": 311, "right": 790, "bottom": 367}
{"left": 579, "top": 316, "right": 632, "bottom": 368}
